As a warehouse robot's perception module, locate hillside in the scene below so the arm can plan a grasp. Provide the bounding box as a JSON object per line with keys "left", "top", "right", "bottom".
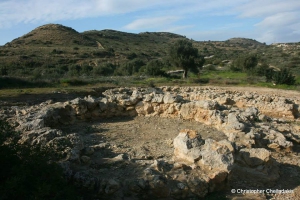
{"left": 0, "top": 23, "right": 299, "bottom": 80}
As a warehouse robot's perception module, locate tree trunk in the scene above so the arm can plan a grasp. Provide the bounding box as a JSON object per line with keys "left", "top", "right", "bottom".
{"left": 182, "top": 70, "right": 187, "bottom": 79}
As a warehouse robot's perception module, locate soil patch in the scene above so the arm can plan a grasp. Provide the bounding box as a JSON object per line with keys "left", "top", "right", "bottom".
{"left": 62, "top": 116, "right": 227, "bottom": 161}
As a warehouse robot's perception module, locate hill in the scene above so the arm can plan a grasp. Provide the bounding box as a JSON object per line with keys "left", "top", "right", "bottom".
{"left": 0, "top": 23, "right": 299, "bottom": 80}
{"left": 5, "top": 24, "right": 96, "bottom": 47}
{"left": 226, "top": 37, "right": 265, "bottom": 47}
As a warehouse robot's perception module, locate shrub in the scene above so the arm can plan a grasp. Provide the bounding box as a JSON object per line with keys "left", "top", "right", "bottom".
{"left": 82, "top": 65, "right": 93, "bottom": 75}
{"left": 114, "top": 59, "right": 145, "bottom": 76}
{"left": 60, "top": 78, "right": 87, "bottom": 86}
{"left": 229, "top": 64, "right": 241, "bottom": 72}
{"left": 1, "top": 67, "right": 8, "bottom": 75}
{"left": 68, "top": 65, "right": 82, "bottom": 76}
{"left": 126, "top": 52, "right": 137, "bottom": 60}
{"left": 191, "top": 77, "right": 210, "bottom": 84}
{"left": 272, "top": 68, "right": 296, "bottom": 85}
{"left": 233, "top": 54, "right": 258, "bottom": 73}
{"left": 206, "top": 65, "right": 217, "bottom": 71}
{"left": 254, "top": 63, "right": 269, "bottom": 76}
{"left": 141, "top": 60, "right": 166, "bottom": 76}
{"left": 0, "top": 120, "right": 78, "bottom": 199}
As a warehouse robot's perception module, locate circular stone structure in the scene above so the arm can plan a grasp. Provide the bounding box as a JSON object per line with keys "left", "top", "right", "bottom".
{"left": 1, "top": 86, "right": 300, "bottom": 199}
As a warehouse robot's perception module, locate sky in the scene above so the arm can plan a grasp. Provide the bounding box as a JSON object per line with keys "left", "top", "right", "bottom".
{"left": 0, "top": 0, "right": 300, "bottom": 46}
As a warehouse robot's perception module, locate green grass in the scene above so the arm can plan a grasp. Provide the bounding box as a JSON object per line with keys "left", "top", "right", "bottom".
{"left": 0, "top": 70, "right": 299, "bottom": 99}
{"left": 201, "top": 71, "right": 247, "bottom": 79}
{"left": 197, "top": 71, "right": 248, "bottom": 85}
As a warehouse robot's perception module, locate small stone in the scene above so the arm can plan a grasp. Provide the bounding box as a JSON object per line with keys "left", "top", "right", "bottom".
{"left": 105, "top": 179, "right": 120, "bottom": 194}
{"left": 177, "top": 182, "right": 186, "bottom": 190}
{"left": 81, "top": 155, "right": 91, "bottom": 164}
{"left": 144, "top": 168, "right": 152, "bottom": 175}
{"left": 83, "top": 147, "right": 94, "bottom": 155}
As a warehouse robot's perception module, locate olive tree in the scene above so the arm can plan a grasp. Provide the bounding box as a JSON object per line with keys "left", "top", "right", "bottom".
{"left": 169, "top": 40, "right": 204, "bottom": 78}
{"left": 233, "top": 54, "right": 258, "bottom": 74}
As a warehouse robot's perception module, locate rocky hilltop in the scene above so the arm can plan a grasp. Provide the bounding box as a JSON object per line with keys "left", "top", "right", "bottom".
{"left": 1, "top": 86, "right": 300, "bottom": 199}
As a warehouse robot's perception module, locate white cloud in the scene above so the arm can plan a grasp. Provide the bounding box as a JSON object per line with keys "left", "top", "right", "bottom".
{"left": 0, "top": 0, "right": 171, "bottom": 28}
{"left": 124, "top": 16, "right": 181, "bottom": 30}
{"left": 160, "top": 25, "right": 195, "bottom": 33}
{"left": 252, "top": 10, "right": 300, "bottom": 43}
{"left": 255, "top": 12, "right": 299, "bottom": 28}
{"left": 236, "top": 0, "right": 300, "bottom": 18}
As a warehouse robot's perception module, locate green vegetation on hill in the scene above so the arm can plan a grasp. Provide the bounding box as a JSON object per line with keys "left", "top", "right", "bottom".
{"left": 0, "top": 23, "right": 299, "bottom": 89}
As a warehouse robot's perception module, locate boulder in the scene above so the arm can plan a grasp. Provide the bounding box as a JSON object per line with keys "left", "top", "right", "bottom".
{"left": 265, "top": 130, "right": 293, "bottom": 150}
{"left": 74, "top": 171, "right": 98, "bottom": 190}
{"left": 163, "top": 94, "right": 183, "bottom": 104}
{"left": 173, "top": 129, "right": 204, "bottom": 164}
{"left": 151, "top": 94, "right": 164, "bottom": 103}
{"left": 225, "top": 113, "right": 245, "bottom": 132}
{"left": 238, "top": 148, "right": 270, "bottom": 167}
{"left": 230, "top": 148, "right": 280, "bottom": 188}
{"left": 197, "top": 139, "right": 234, "bottom": 172}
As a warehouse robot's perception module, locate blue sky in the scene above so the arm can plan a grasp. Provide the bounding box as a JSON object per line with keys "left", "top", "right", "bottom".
{"left": 0, "top": 0, "right": 300, "bottom": 45}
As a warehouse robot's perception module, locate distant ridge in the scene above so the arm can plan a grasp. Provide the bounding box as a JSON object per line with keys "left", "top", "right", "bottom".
{"left": 226, "top": 37, "right": 265, "bottom": 46}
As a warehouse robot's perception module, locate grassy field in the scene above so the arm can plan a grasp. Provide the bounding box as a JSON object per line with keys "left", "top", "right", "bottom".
{"left": 0, "top": 70, "right": 299, "bottom": 99}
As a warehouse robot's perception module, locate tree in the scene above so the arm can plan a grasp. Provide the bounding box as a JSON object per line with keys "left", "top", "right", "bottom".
{"left": 243, "top": 55, "right": 258, "bottom": 71}
{"left": 141, "top": 59, "right": 166, "bottom": 76}
{"left": 169, "top": 40, "right": 204, "bottom": 78}
{"left": 114, "top": 59, "right": 145, "bottom": 76}
{"left": 1, "top": 67, "right": 8, "bottom": 76}
{"left": 93, "top": 63, "right": 115, "bottom": 76}
{"left": 233, "top": 54, "right": 258, "bottom": 74}
{"left": 272, "top": 68, "right": 296, "bottom": 85}
{"left": 68, "top": 65, "right": 82, "bottom": 76}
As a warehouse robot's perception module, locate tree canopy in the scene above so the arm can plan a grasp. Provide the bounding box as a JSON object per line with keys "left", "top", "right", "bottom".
{"left": 169, "top": 40, "right": 204, "bottom": 78}
{"left": 233, "top": 54, "right": 258, "bottom": 73}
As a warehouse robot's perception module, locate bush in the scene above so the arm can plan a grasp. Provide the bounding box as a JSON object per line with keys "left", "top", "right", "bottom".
{"left": 254, "top": 63, "right": 269, "bottom": 76}
{"left": 0, "top": 120, "right": 78, "bottom": 200}
{"left": 191, "top": 77, "right": 210, "bottom": 84}
{"left": 233, "top": 54, "right": 258, "bottom": 73}
{"left": 0, "top": 77, "right": 51, "bottom": 89}
{"left": 93, "top": 63, "right": 115, "bottom": 76}
{"left": 229, "top": 64, "right": 241, "bottom": 72}
{"left": 68, "top": 65, "right": 82, "bottom": 76}
{"left": 272, "top": 68, "right": 296, "bottom": 85}
{"left": 126, "top": 52, "right": 137, "bottom": 60}
{"left": 141, "top": 60, "right": 166, "bottom": 76}
{"left": 206, "top": 65, "right": 217, "bottom": 71}
{"left": 114, "top": 59, "right": 145, "bottom": 76}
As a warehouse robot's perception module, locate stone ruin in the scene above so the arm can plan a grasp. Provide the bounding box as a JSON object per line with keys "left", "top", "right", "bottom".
{"left": 1, "top": 86, "right": 300, "bottom": 199}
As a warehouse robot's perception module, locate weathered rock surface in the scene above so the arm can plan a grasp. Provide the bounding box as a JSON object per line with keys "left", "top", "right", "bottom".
{"left": 173, "top": 129, "right": 204, "bottom": 164}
